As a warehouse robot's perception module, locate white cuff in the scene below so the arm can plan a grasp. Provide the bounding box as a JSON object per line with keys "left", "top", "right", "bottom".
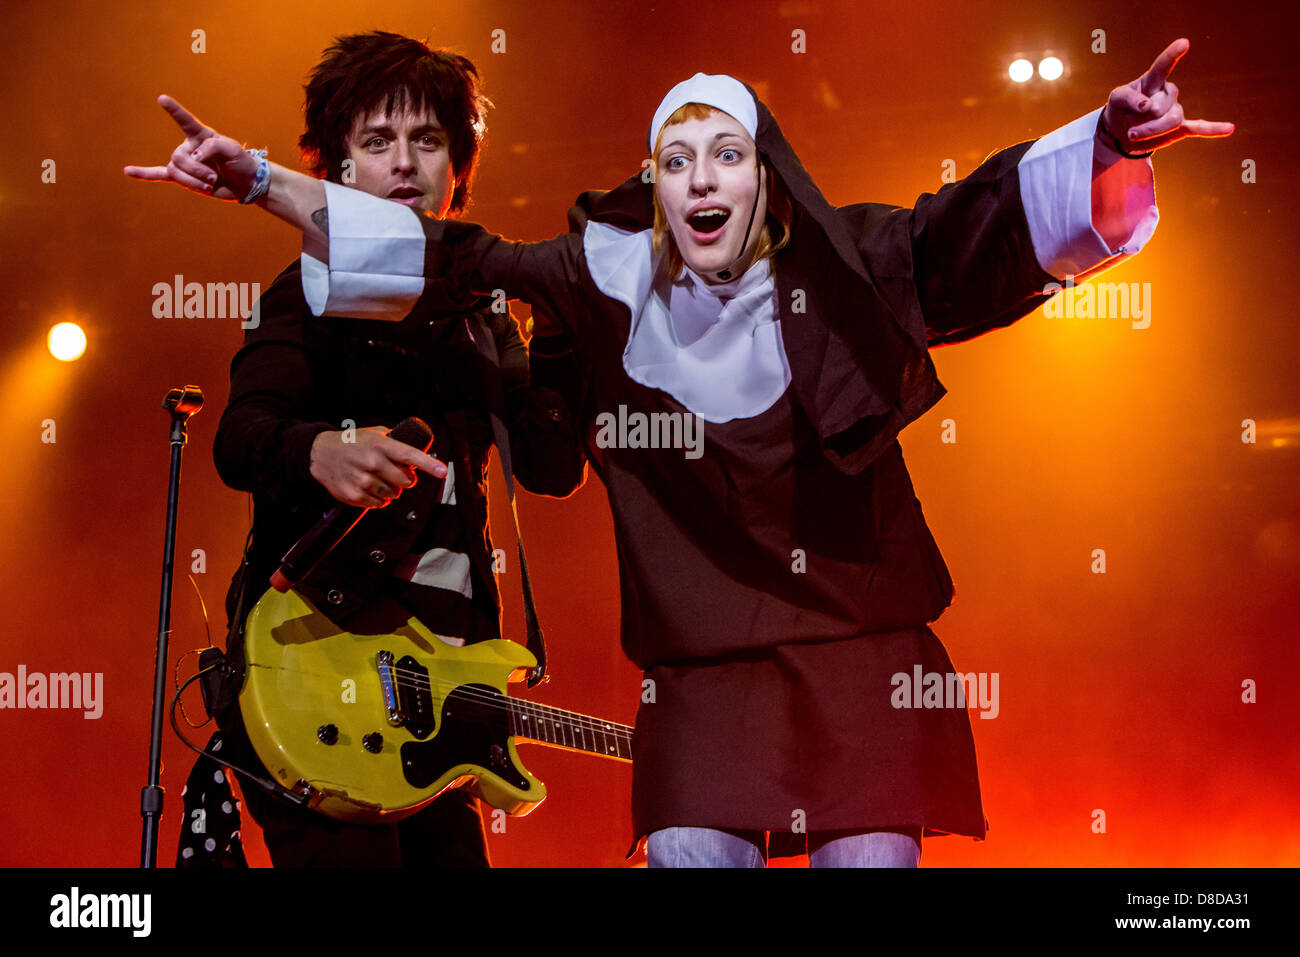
{"left": 1018, "top": 107, "right": 1158, "bottom": 281}
{"left": 300, "top": 180, "right": 426, "bottom": 321}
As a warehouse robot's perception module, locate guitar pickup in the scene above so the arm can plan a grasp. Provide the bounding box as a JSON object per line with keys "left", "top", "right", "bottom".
{"left": 395, "top": 654, "right": 435, "bottom": 739}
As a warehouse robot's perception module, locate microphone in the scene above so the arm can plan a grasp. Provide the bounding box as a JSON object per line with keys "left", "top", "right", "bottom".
{"left": 268, "top": 416, "right": 434, "bottom": 593}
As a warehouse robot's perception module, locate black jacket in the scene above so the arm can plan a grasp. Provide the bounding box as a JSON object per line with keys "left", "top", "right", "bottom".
{"left": 213, "top": 257, "right": 587, "bottom": 636}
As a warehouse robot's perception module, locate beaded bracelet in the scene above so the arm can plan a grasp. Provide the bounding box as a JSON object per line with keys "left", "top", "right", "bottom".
{"left": 240, "top": 149, "right": 271, "bottom": 204}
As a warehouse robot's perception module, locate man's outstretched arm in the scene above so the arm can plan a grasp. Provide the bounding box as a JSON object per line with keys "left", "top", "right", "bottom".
{"left": 124, "top": 95, "right": 331, "bottom": 259}
{"left": 125, "top": 95, "right": 581, "bottom": 328}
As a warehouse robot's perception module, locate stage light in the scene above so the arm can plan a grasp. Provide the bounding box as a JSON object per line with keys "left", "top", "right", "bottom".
{"left": 1009, "top": 59, "right": 1034, "bottom": 83}
{"left": 1038, "top": 57, "right": 1064, "bottom": 81}
{"left": 48, "top": 322, "right": 86, "bottom": 361}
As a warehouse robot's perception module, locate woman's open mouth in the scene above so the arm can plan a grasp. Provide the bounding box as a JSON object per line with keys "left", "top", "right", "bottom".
{"left": 687, "top": 207, "right": 731, "bottom": 240}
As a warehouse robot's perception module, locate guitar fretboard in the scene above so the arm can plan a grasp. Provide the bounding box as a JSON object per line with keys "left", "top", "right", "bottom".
{"left": 507, "top": 699, "right": 633, "bottom": 762}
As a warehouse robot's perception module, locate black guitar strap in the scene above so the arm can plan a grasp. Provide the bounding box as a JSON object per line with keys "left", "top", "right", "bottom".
{"left": 468, "top": 312, "right": 548, "bottom": 687}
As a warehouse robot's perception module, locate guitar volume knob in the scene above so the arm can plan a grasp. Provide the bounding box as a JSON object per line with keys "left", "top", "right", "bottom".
{"left": 362, "top": 732, "right": 384, "bottom": 754}
{"left": 316, "top": 724, "right": 338, "bottom": 745}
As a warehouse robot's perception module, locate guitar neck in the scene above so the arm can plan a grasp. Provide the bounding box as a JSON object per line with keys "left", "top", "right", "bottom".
{"left": 507, "top": 698, "right": 633, "bottom": 762}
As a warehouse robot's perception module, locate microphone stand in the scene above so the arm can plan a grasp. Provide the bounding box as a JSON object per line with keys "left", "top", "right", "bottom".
{"left": 140, "top": 385, "right": 203, "bottom": 868}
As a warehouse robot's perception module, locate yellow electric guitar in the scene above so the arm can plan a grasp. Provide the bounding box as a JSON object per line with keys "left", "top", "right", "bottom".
{"left": 238, "top": 586, "right": 632, "bottom": 824}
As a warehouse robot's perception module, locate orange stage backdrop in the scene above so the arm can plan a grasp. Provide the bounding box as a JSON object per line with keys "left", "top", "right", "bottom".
{"left": 0, "top": 0, "right": 1295, "bottom": 867}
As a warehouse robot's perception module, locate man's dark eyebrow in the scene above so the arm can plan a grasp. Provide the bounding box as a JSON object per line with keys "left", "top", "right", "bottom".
{"left": 356, "top": 121, "right": 445, "bottom": 137}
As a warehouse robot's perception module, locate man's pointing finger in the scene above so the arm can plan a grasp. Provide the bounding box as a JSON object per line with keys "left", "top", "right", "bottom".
{"left": 123, "top": 164, "right": 171, "bottom": 181}
{"left": 158, "top": 94, "right": 208, "bottom": 138}
{"left": 1140, "top": 38, "right": 1190, "bottom": 97}
{"left": 386, "top": 440, "right": 449, "bottom": 479}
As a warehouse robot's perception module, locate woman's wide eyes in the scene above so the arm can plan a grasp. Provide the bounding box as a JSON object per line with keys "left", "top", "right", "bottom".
{"left": 667, "top": 149, "right": 741, "bottom": 170}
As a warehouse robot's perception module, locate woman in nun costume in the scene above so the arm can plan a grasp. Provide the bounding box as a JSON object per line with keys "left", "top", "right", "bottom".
{"left": 130, "top": 40, "right": 1230, "bottom": 866}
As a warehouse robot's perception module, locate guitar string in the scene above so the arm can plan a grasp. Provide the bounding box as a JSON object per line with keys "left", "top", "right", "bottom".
{"left": 263, "top": 621, "right": 631, "bottom": 749}
{"left": 265, "top": 614, "right": 633, "bottom": 736}
{"left": 380, "top": 662, "right": 634, "bottom": 736}
{"left": 314, "top": 689, "right": 633, "bottom": 753}
{"left": 305, "top": 661, "right": 634, "bottom": 747}
{"left": 279, "top": 684, "right": 632, "bottom": 756}
{"left": 266, "top": 616, "right": 632, "bottom": 737}
{"left": 380, "top": 672, "right": 634, "bottom": 754}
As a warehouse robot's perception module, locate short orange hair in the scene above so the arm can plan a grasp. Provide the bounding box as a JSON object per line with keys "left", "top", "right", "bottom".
{"left": 651, "top": 104, "right": 792, "bottom": 281}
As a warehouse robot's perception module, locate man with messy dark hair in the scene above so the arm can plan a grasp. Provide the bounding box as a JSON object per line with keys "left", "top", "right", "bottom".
{"left": 298, "top": 30, "right": 487, "bottom": 214}
{"left": 169, "top": 31, "right": 586, "bottom": 867}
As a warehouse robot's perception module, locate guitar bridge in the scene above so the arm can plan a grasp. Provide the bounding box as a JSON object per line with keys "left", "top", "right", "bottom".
{"left": 375, "top": 650, "right": 435, "bottom": 738}
{"left": 376, "top": 650, "right": 403, "bottom": 727}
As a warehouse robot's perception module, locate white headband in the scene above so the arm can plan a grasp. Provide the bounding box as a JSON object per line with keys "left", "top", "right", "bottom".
{"left": 649, "top": 73, "right": 758, "bottom": 152}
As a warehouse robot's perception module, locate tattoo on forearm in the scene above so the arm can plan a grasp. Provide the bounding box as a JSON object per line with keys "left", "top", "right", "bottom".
{"left": 311, "top": 207, "right": 329, "bottom": 235}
